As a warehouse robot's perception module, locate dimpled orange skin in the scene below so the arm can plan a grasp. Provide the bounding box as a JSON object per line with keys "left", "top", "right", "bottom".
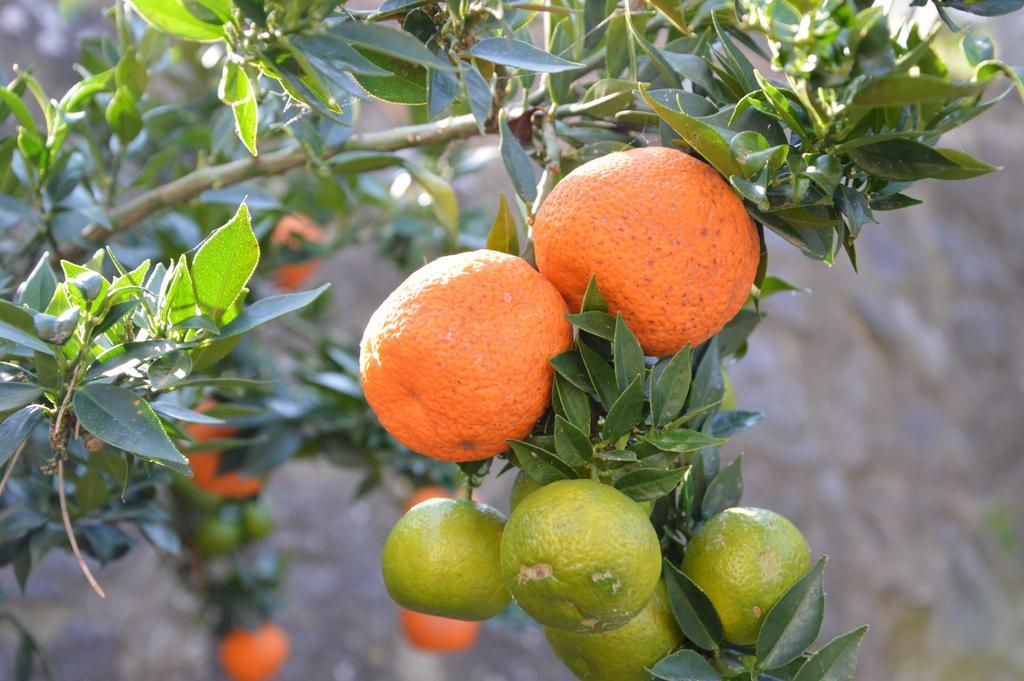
{"left": 533, "top": 146, "right": 760, "bottom": 357}
{"left": 360, "top": 250, "right": 572, "bottom": 462}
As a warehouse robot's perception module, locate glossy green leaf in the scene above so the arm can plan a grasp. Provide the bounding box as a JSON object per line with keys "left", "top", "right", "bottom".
{"left": 580, "top": 275, "right": 608, "bottom": 313}
{"left": 663, "top": 559, "right": 724, "bottom": 651}
{"left": 462, "top": 64, "right": 492, "bottom": 134}
{"left": 509, "top": 439, "right": 578, "bottom": 483}
{"left": 640, "top": 85, "right": 741, "bottom": 177}
{"left": 602, "top": 373, "right": 643, "bottom": 441}
{"left": 129, "top": 0, "right": 226, "bottom": 41}
{"left": 15, "top": 255, "right": 56, "bottom": 312}
{"left": 578, "top": 340, "right": 618, "bottom": 409}
{"left": 649, "top": 648, "right": 719, "bottom": 681}
{"left": 219, "top": 284, "right": 330, "bottom": 337}
{"left": 566, "top": 311, "right": 615, "bottom": 340}
{"left": 701, "top": 454, "right": 743, "bottom": 517}
{"left": 791, "top": 626, "right": 867, "bottom": 681}
{"left": 468, "top": 37, "right": 582, "bottom": 73}
{"left": 756, "top": 558, "right": 827, "bottom": 670}
{"left": 485, "top": 192, "right": 520, "bottom": 255}
{"left": 105, "top": 87, "right": 142, "bottom": 143}
{"left": 852, "top": 74, "right": 986, "bottom": 106}
{"left": 0, "top": 383, "right": 43, "bottom": 412}
{"left": 554, "top": 415, "right": 593, "bottom": 464}
{"left": 328, "top": 21, "right": 450, "bottom": 70}
{"left": 554, "top": 374, "right": 591, "bottom": 435}
{"left": 73, "top": 384, "right": 189, "bottom": 473}
{"left": 847, "top": 139, "right": 959, "bottom": 180}
{"left": 646, "top": 429, "right": 725, "bottom": 453}
{"left": 651, "top": 344, "right": 692, "bottom": 428}
{"left": 191, "top": 203, "right": 259, "bottom": 323}
{"left": 612, "top": 313, "right": 644, "bottom": 392}
{"left": 0, "top": 405, "right": 45, "bottom": 467}
{"left": 550, "top": 351, "right": 591, "bottom": 392}
{"left": 499, "top": 112, "right": 538, "bottom": 203}
{"left": 614, "top": 467, "right": 686, "bottom": 501}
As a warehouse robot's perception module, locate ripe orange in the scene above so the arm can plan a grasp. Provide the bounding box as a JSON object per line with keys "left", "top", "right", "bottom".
{"left": 404, "top": 485, "right": 451, "bottom": 512}
{"left": 271, "top": 214, "right": 326, "bottom": 292}
{"left": 400, "top": 607, "right": 480, "bottom": 653}
{"left": 359, "top": 249, "right": 572, "bottom": 462}
{"left": 185, "top": 400, "right": 262, "bottom": 499}
{"left": 218, "top": 622, "right": 290, "bottom": 681}
{"left": 532, "top": 146, "right": 759, "bottom": 356}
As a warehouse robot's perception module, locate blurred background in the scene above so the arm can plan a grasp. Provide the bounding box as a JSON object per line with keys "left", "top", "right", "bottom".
{"left": 1, "top": 3, "right": 1022, "bottom": 680}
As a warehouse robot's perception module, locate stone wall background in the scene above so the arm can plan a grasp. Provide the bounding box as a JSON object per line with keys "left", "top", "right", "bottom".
{"left": 1, "top": 4, "right": 1023, "bottom": 680}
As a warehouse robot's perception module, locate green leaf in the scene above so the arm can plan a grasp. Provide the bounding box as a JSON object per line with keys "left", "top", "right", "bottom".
{"left": 16, "top": 254, "right": 57, "bottom": 312}
{"left": 403, "top": 161, "right": 459, "bottom": 242}
{"left": 578, "top": 79, "right": 637, "bottom": 116}
{"left": 605, "top": 15, "right": 629, "bottom": 77}
{"left": 191, "top": 203, "right": 259, "bottom": 323}
{"left": 352, "top": 50, "right": 427, "bottom": 105}
{"left": 651, "top": 345, "right": 692, "bottom": 428}
{"left": 219, "top": 284, "right": 330, "bottom": 337}
{"left": 290, "top": 32, "right": 390, "bottom": 80}
{"left": 105, "top": 87, "right": 142, "bottom": 143}
{"left": 595, "top": 449, "right": 637, "bottom": 462}
{"left": 613, "top": 313, "right": 645, "bottom": 392}
{"left": 930, "top": 148, "right": 999, "bottom": 180}
{"left": 509, "top": 439, "right": 578, "bottom": 483}
{"left": 690, "top": 337, "right": 723, "bottom": 415}
{"left": 602, "top": 374, "right": 643, "bottom": 441}
{"left": 852, "top": 74, "right": 986, "bottom": 106}
{"left": 554, "top": 415, "right": 593, "bottom": 464}
{"left": 614, "top": 467, "right": 686, "bottom": 501}
{"left": 468, "top": 37, "right": 582, "bottom": 73}
{"left": 566, "top": 311, "right": 615, "bottom": 340}
{"left": 75, "top": 468, "right": 110, "bottom": 513}
{"left": 847, "top": 139, "right": 960, "bottom": 181}
{"left": 834, "top": 186, "right": 877, "bottom": 237}
{"left": 160, "top": 255, "right": 197, "bottom": 325}
{"left": 710, "top": 410, "right": 763, "bottom": 438}
{"left": 578, "top": 340, "right": 618, "bottom": 409}
{"left": 640, "top": 85, "right": 741, "bottom": 177}
{"left": 649, "top": 648, "right": 719, "bottom": 681}
{"left": 0, "top": 405, "right": 45, "bottom": 467}
{"left": 462, "top": 64, "right": 491, "bottom": 134}
{"left": 0, "top": 383, "right": 42, "bottom": 412}
{"left": 499, "top": 111, "right": 538, "bottom": 204}
{"left": 756, "top": 557, "right": 827, "bottom": 671}
{"left": 792, "top": 626, "right": 868, "bottom": 681}
{"left": 485, "top": 192, "right": 520, "bottom": 255}
{"left": 148, "top": 350, "right": 192, "bottom": 389}
{"left": 222, "top": 65, "right": 257, "bottom": 155}
{"left": 554, "top": 375, "right": 591, "bottom": 435}
{"left": 328, "top": 21, "right": 450, "bottom": 70}
{"left": 550, "top": 350, "right": 591, "bottom": 392}
{"left": 73, "top": 384, "right": 189, "bottom": 473}
{"left": 712, "top": 14, "right": 756, "bottom": 93}
{"left": 580, "top": 274, "right": 608, "bottom": 313}
{"left": 663, "top": 559, "right": 724, "bottom": 651}
{"left": 87, "top": 340, "right": 189, "bottom": 380}
{"left": 130, "top": 0, "right": 226, "bottom": 41}
{"left": 701, "top": 454, "right": 743, "bottom": 517}
{"left": 647, "top": 429, "right": 725, "bottom": 453}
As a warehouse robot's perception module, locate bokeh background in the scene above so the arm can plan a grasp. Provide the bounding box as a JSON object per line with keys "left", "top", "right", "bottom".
{"left": 1, "top": 3, "right": 1023, "bottom": 680}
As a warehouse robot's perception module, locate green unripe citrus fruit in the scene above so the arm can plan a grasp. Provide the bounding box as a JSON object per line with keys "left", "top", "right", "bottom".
{"left": 500, "top": 478, "right": 662, "bottom": 633}
{"left": 682, "top": 507, "right": 810, "bottom": 645}
{"left": 382, "top": 498, "right": 510, "bottom": 621}
{"left": 196, "top": 517, "right": 243, "bottom": 557}
{"left": 242, "top": 502, "right": 274, "bottom": 541}
{"left": 544, "top": 580, "right": 684, "bottom": 681}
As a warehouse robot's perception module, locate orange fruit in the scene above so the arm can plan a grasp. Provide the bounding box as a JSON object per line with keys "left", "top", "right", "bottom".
{"left": 532, "top": 146, "right": 759, "bottom": 356}
{"left": 404, "top": 485, "right": 451, "bottom": 512}
{"left": 271, "top": 214, "right": 326, "bottom": 291}
{"left": 359, "top": 249, "right": 572, "bottom": 462}
{"left": 185, "top": 400, "right": 262, "bottom": 499}
{"left": 218, "top": 622, "right": 290, "bottom": 681}
{"left": 400, "top": 607, "right": 480, "bottom": 653}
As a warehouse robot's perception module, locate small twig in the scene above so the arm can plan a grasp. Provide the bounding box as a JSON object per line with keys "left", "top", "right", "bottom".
{"left": 57, "top": 458, "right": 106, "bottom": 599}
{"left": 0, "top": 440, "right": 28, "bottom": 500}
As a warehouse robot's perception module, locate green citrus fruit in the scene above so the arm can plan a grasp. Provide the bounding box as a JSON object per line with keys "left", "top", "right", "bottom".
{"left": 544, "top": 580, "right": 684, "bottom": 681}
{"left": 196, "top": 517, "right": 243, "bottom": 557}
{"left": 509, "top": 469, "right": 543, "bottom": 513}
{"left": 682, "top": 507, "right": 810, "bottom": 645}
{"left": 511, "top": 470, "right": 653, "bottom": 515}
{"left": 500, "top": 479, "right": 661, "bottom": 633}
{"left": 382, "top": 498, "right": 510, "bottom": 621}
{"left": 721, "top": 368, "right": 736, "bottom": 411}
{"left": 242, "top": 502, "right": 274, "bottom": 541}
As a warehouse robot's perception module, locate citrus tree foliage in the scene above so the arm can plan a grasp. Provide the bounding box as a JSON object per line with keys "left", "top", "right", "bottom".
{"left": 0, "top": 0, "right": 1022, "bottom": 678}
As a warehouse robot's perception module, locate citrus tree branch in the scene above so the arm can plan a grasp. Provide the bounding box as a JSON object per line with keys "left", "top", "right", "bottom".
{"left": 67, "top": 97, "right": 597, "bottom": 260}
